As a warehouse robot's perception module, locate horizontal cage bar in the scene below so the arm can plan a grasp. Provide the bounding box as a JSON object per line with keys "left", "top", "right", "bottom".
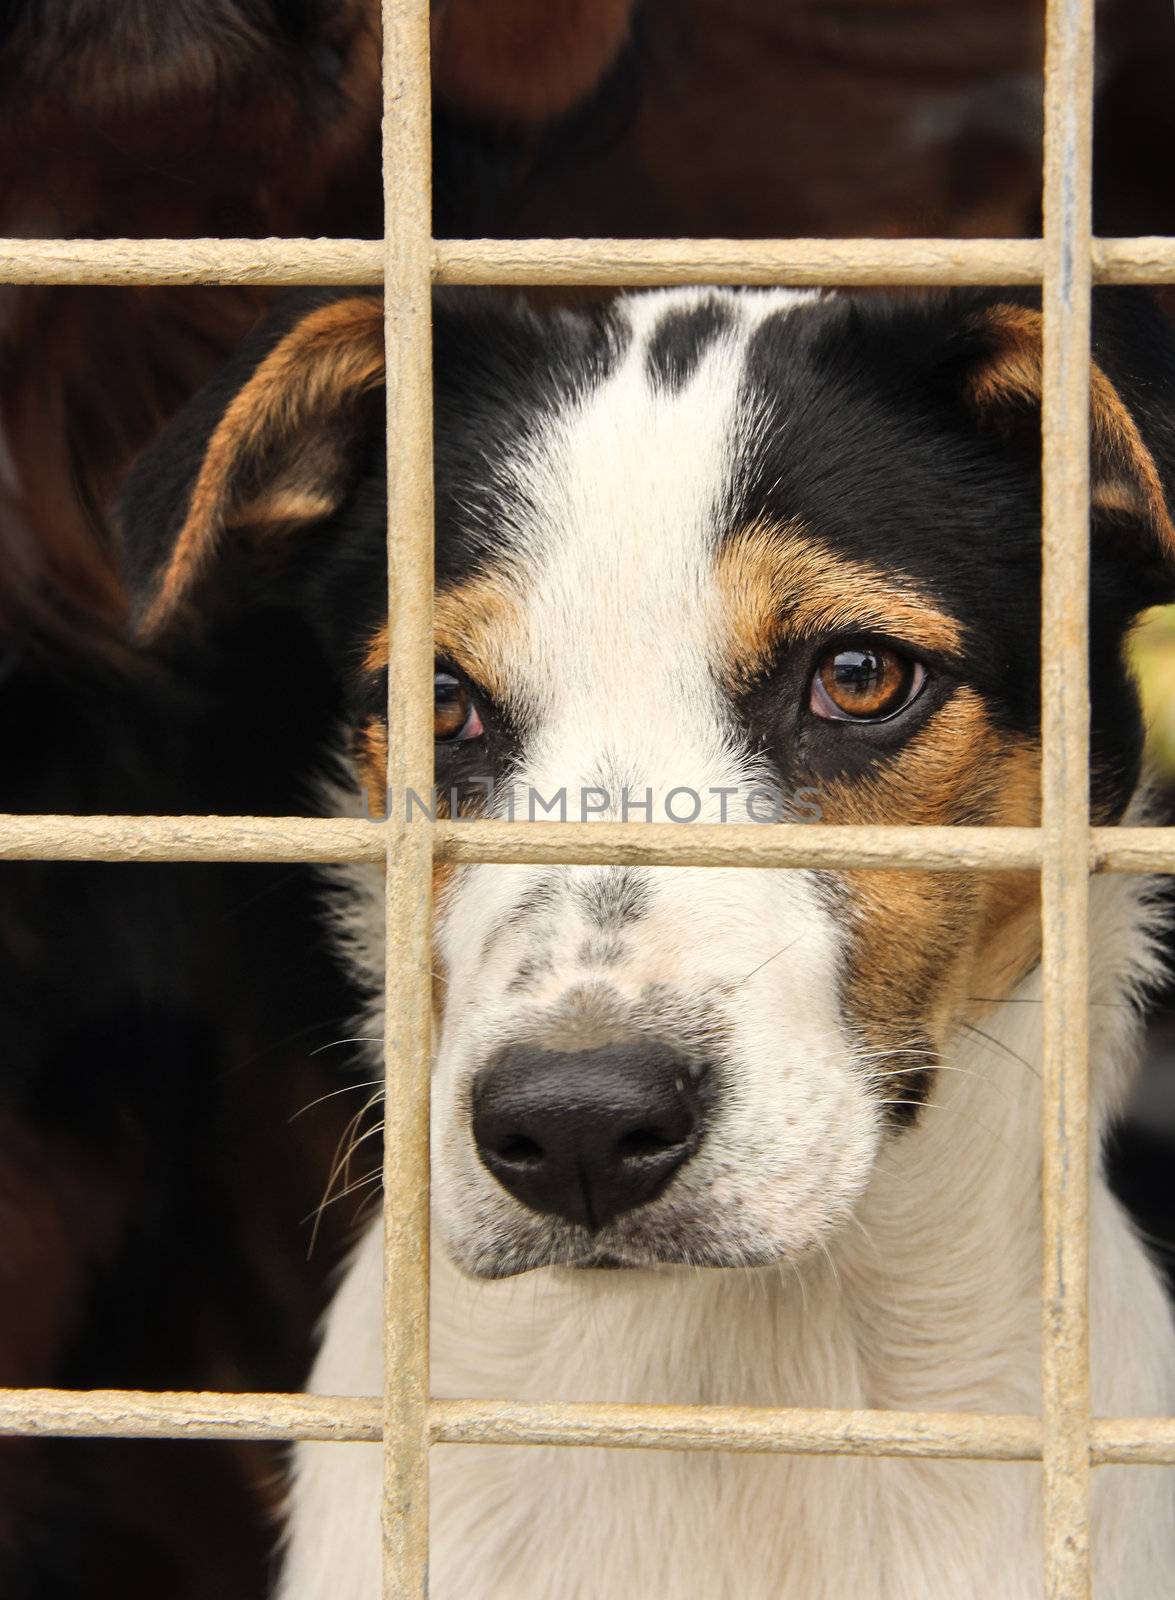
{"left": 438, "top": 237, "right": 1175, "bottom": 289}
{"left": 1, "top": 236, "right": 1175, "bottom": 288}
{"left": 0, "top": 1389, "right": 1171, "bottom": 1466}
{"left": 3, "top": 815, "right": 1175, "bottom": 873}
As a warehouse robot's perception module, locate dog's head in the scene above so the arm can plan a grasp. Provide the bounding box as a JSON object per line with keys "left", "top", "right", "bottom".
{"left": 122, "top": 286, "right": 1175, "bottom": 1278}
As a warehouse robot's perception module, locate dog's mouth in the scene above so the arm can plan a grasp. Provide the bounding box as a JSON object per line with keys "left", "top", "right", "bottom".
{"left": 448, "top": 1210, "right": 789, "bottom": 1280}
{"left": 573, "top": 1251, "right": 632, "bottom": 1270}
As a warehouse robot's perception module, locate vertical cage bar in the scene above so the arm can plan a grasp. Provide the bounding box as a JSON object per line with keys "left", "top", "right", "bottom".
{"left": 1040, "top": 0, "right": 1096, "bottom": 1594}
{"left": 381, "top": 0, "right": 435, "bottom": 1595}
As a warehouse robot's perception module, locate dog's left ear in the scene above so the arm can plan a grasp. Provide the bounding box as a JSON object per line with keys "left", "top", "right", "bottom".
{"left": 122, "top": 293, "right": 384, "bottom": 640}
{"left": 957, "top": 295, "right": 1175, "bottom": 593}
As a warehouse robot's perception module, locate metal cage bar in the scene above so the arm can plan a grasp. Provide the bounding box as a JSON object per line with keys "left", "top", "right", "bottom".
{"left": 3, "top": 235, "right": 1175, "bottom": 288}
{"left": 10, "top": 815, "right": 1175, "bottom": 876}
{"left": 0, "top": 0, "right": 1167, "bottom": 1595}
{"left": 1040, "top": 1, "right": 1096, "bottom": 1592}
{"left": 3, "top": 1386, "right": 1175, "bottom": 1467}
{"left": 380, "top": 2, "right": 436, "bottom": 1594}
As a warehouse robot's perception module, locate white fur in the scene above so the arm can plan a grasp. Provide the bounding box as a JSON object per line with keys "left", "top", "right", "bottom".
{"left": 280, "top": 290, "right": 1175, "bottom": 1597}
{"left": 282, "top": 874, "right": 1175, "bottom": 1598}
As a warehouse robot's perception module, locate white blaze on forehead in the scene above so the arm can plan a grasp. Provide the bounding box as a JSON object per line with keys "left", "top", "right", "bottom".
{"left": 493, "top": 287, "right": 819, "bottom": 791}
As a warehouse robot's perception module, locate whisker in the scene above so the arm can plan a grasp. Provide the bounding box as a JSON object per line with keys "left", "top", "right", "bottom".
{"left": 788, "top": 1259, "right": 810, "bottom": 1316}
{"left": 729, "top": 936, "right": 804, "bottom": 992}
{"left": 969, "top": 994, "right": 1130, "bottom": 1012}
{"left": 873, "top": 1097, "right": 1013, "bottom": 1155}
{"left": 958, "top": 1021, "right": 1041, "bottom": 1081}
{"left": 816, "top": 1238, "right": 843, "bottom": 1297}
{"left": 291, "top": 1077, "right": 384, "bottom": 1121}
{"left": 302, "top": 1167, "right": 383, "bottom": 1225}
{"left": 864, "top": 1061, "right": 1016, "bottom": 1109}
{"left": 867, "top": 1063, "right": 991, "bottom": 1084}
{"left": 308, "top": 1093, "right": 385, "bottom": 1258}
{"left": 309, "top": 1036, "right": 384, "bottom": 1057}
{"left": 1132, "top": 1223, "right": 1175, "bottom": 1260}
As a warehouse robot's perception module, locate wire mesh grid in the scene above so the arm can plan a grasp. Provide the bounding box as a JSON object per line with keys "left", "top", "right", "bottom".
{"left": 1, "top": 0, "right": 1173, "bottom": 1595}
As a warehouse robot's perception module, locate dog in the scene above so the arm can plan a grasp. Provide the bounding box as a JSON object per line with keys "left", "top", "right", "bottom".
{"left": 120, "top": 284, "right": 1175, "bottom": 1598}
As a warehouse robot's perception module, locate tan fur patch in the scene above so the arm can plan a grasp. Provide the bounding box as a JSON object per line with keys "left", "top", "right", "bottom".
{"left": 247, "top": 485, "right": 341, "bottom": 526}
{"left": 434, "top": 571, "right": 525, "bottom": 705}
{"left": 968, "top": 303, "right": 1175, "bottom": 557}
{"left": 357, "top": 716, "right": 388, "bottom": 820}
{"left": 362, "top": 620, "right": 389, "bottom": 678}
{"left": 714, "top": 522, "right": 964, "bottom": 690}
{"left": 812, "top": 691, "right": 1041, "bottom": 1117}
{"left": 361, "top": 572, "right": 523, "bottom": 710}
{"left": 142, "top": 294, "right": 384, "bottom": 636}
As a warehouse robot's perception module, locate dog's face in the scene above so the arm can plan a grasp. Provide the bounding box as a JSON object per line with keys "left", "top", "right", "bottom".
{"left": 124, "top": 286, "right": 1175, "bottom": 1279}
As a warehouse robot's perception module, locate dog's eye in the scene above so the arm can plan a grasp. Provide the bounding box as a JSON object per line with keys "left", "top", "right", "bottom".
{"left": 809, "top": 644, "right": 925, "bottom": 723}
{"left": 435, "top": 670, "right": 484, "bottom": 743}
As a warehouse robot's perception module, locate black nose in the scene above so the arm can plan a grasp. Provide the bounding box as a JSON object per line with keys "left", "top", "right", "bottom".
{"left": 472, "top": 1039, "right": 707, "bottom": 1231}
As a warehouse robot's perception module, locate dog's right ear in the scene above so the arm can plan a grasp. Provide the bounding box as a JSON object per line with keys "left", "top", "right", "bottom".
{"left": 121, "top": 293, "right": 384, "bottom": 641}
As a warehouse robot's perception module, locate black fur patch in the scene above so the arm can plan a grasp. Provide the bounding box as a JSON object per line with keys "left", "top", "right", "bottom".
{"left": 576, "top": 870, "right": 652, "bottom": 932}
{"left": 644, "top": 297, "right": 734, "bottom": 393}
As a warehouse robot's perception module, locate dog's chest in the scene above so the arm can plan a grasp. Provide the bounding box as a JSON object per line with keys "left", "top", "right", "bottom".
{"left": 426, "top": 1251, "right": 1044, "bottom": 1600}
{"left": 429, "top": 1432, "right": 1042, "bottom": 1600}
{"left": 293, "top": 1191, "right": 1175, "bottom": 1600}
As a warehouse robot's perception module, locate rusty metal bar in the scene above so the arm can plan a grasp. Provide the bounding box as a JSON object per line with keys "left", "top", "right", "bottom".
{"left": 435, "top": 235, "right": 1175, "bottom": 289}
{"left": 428, "top": 1399, "right": 1041, "bottom": 1462}
{"left": 0, "top": 1389, "right": 384, "bottom": 1441}
{"left": 5, "top": 816, "right": 1175, "bottom": 875}
{"left": 1039, "top": 0, "right": 1096, "bottom": 1593}
{"left": 0, "top": 1390, "right": 1036, "bottom": 1458}
{"left": 380, "top": 1, "right": 435, "bottom": 1595}
{"left": 1, "top": 236, "right": 1175, "bottom": 289}
{"left": 3, "top": 1388, "right": 1174, "bottom": 1469}
{"left": 0, "top": 237, "right": 384, "bottom": 285}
